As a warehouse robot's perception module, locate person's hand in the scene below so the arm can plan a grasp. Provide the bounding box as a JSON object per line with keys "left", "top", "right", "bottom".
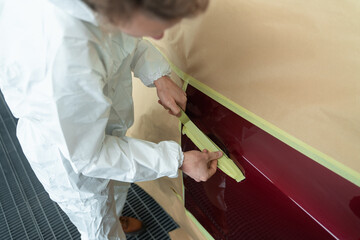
{"left": 154, "top": 76, "right": 187, "bottom": 117}
{"left": 181, "top": 149, "right": 223, "bottom": 182}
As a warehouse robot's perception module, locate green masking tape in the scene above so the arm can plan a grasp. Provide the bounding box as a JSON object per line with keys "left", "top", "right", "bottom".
{"left": 179, "top": 110, "right": 245, "bottom": 182}
{"left": 185, "top": 210, "right": 215, "bottom": 240}
{"left": 150, "top": 43, "right": 360, "bottom": 187}
{"left": 158, "top": 52, "right": 360, "bottom": 187}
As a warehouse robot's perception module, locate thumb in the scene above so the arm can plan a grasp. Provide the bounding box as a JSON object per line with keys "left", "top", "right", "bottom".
{"left": 207, "top": 151, "right": 223, "bottom": 162}
{"left": 169, "top": 102, "right": 181, "bottom": 116}
{"left": 176, "top": 97, "right": 187, "bottom": 112}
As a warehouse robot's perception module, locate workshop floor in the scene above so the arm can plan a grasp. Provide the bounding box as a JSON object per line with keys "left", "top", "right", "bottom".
{"left": 0, "top": 91, "right": 178, "bottom": 240}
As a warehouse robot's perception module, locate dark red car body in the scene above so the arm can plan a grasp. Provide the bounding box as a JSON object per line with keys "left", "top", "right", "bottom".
{"left": 181, "top": 85, "right": 360, "bottom": 240}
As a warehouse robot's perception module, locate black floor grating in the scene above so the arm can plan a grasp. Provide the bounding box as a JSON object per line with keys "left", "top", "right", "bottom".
{"left": 0, "top": 90, "right": 178, "bottom": 239}
{"left": 123, "top": 185, "right": 179, "bottom": 240}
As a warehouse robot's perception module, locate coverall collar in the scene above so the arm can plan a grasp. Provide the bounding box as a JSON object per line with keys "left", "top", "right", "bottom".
{"left": 48, "top": 0, "right": 99, "bottom": 26}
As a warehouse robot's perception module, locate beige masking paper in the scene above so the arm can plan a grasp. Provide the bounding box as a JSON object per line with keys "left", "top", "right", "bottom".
{"left": 128, "top": 0, "right": 360, "bottom": 239}
{"left": 152, "top": 0, "right": 360, "bottom": 177}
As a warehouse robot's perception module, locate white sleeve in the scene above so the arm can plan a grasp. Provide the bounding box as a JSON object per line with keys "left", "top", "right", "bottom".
{"left": 130, "top": 38, "right": 171, "bottom": 87}
{"left": 48, "top": 39, "right": 183, "bottom": 182}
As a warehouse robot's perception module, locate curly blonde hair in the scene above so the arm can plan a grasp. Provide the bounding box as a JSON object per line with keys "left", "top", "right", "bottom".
{"left": 83, "top": 0, "right": 209, "bottom": 23}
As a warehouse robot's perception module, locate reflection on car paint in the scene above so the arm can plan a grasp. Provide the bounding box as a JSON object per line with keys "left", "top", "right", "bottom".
{"left": 182, "top": 85, "right": 360, "bottom": 240}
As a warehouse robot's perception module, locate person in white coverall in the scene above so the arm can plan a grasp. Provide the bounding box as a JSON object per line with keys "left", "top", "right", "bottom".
{"left": 0, "top": 0, "right": 222, "bottom": 239}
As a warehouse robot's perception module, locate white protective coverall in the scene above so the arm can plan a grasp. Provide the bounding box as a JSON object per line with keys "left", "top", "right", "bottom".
{"left": 0, "top": 0, "right": 184, "bottom": 239}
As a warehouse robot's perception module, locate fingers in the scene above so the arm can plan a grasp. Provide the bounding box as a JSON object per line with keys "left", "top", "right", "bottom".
{"left": 182, "top": 150, "right": 220, "bottom": 182}
{"left": 169, "top": 102, "right": 182, "bottom": 117}
{"left": 207, "top": 159, "right": 218, "bottom": 176}
{"left": 155, "top": 76, "right": 187, "bottom": 115}
{"left": 158, "top": 99, "right": 182, "bottom": 117}
{"left": 162, "top": 96, "right": 182, "bottom": 117}
{"left": 199, "top": 160, "right": 217, "bottom": 182}
{"left": 200, "top": 150, "right": 220, "bottom": 181}
{"left": 206, "top": 150, "right": 223, "bottom": 161}
{"left": 175, "top": 94, "right": 187, "bottom": 112}
{"left": 166, "top": 78, "right": 187, "bottom": 111}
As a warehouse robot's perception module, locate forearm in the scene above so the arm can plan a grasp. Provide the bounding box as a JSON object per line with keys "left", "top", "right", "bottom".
{"left": 76, "top": 135, "right": 184, "bottom": 182}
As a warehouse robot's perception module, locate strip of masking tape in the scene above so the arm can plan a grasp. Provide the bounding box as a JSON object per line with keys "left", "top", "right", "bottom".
{"left": 170, "top": 187, "right": 183, "bottom": 202}
{"left": 185, "top": 210, "right": 215, "bottom": 240}
{"left": 157, "top": 52, "right": 360, "bottom": 187}
{"left": 179, "top": 110, "right": 245, "bottom": 182}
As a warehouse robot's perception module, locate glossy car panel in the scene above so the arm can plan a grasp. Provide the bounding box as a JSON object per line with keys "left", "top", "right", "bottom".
{"left": 182, "top": 85, "right": 360, "bottom": 240}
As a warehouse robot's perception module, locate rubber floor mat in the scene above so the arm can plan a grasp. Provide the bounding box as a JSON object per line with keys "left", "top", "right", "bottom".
{"left": 0, "top": 91, "right": 178, "bottom": 240}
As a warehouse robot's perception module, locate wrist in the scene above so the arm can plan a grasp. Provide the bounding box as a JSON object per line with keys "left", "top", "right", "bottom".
{"left": 180, "top": 152, "right": 186, "bottom": 170}
{"left": 154, "top": 75, "right": 170, "bottom": 88}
